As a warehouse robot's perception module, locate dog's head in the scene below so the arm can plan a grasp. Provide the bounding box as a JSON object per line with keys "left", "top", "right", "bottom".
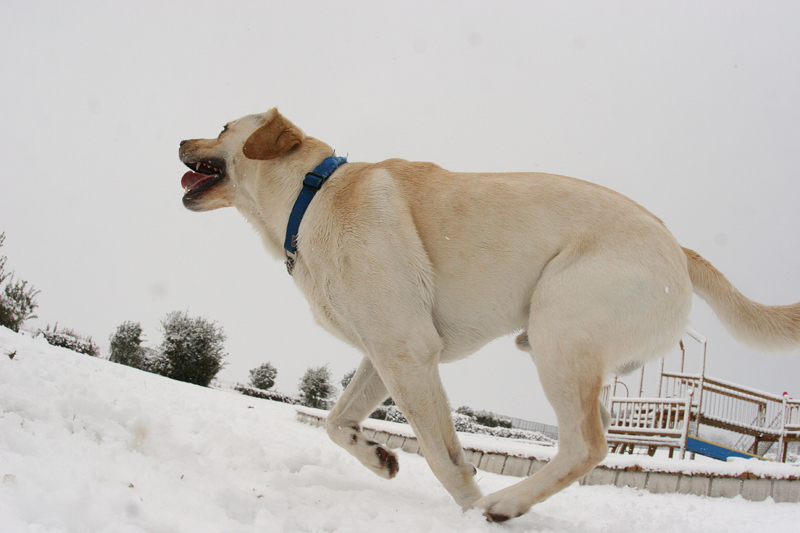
{"left": 178, "top": 108, "right": 305, "bottom": 212}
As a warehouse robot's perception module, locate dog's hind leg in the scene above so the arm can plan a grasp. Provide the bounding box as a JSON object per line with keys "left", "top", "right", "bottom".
{"left": 325, "top": 356, "right": 400, "bottom": 478}
{"left": 475, "top": 242, "right": 690, "bottom": 521}
{"left": 475, "top": 340, "right": 609, "bottom": 522}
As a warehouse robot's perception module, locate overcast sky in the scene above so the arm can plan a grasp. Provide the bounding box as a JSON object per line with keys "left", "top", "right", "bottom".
{"left": 2, "top": 1, "right": 799, "bottom": 426}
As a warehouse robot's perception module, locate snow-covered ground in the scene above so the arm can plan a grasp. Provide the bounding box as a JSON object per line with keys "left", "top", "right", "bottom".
{"left": 1, "top": 327, "right": 798, "bottom": 532}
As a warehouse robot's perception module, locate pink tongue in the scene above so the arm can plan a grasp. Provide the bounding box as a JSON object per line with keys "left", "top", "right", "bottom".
{"left": 181, "top": 170, "right": 216, "bottom": 191}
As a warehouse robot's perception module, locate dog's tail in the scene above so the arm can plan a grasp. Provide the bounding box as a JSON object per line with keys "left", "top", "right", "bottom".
{"left": 684, "top": 247, "right": 800, "bottom": 350}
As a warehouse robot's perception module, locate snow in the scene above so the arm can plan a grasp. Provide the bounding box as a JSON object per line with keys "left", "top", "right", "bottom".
{"left": 2, "top": 327, "right": 799, "bottom": 532}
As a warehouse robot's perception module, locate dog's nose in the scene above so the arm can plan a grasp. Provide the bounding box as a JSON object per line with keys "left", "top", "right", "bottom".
{"left": 180, "top": 140, "right": 189, "bottom": 147}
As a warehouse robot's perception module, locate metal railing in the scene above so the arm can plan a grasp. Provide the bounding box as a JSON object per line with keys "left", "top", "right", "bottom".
{"left": 661, "top": 373, "right": 778, "bottom": 433}
{"left": 786, "top": 399, "right": 800, "bottom": 432}
{"left": 508, "top": 417, "right": 559, "bottom": 441}
{"left": 606, "top": 396, "right": 692, "bottom": 458}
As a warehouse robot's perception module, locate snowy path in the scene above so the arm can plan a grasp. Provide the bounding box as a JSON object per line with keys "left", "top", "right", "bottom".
{"left": 1, "top": 327, "right": 798, "bottom": 532}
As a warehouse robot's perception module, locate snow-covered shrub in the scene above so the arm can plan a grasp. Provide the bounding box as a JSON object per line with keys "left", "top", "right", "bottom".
{"left": 235, "top": 384, "right": 301, "bottom": 405}
{"left": 0, "top": 232, "right": 39, "bottom": 333}
{"left": 364, "top": 409, "right": 552, "bottom": 443}
{"left": 298, "top": 365, "right": 336, "bottom": 409}
{"left": 341, "top": 368, "right": 356, "bottom": 390}
{"left": 109, "top": 321, "right": 146, "bottom": 369}
{"left": 249, "top": 362, "right": 278, "bottom": 390}
{"left": 155, "top": 311, "right": 227, "bottom": 387}
{"left": 369, "top": 404, "right": 408, "bottom": 424}
{"left": 455, "top": 406, "right": 512, "bottom": 428}
{"left": 39, "top": 325, "right": 100, "bottom": 357}
{"left": 452, "top": 412, "right": 554, "bottom": 444}
{"left": 138, "top": 347, "right": 167, "bottom": 375}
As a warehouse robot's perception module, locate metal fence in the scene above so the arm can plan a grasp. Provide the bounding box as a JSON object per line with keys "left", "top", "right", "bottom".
{"left": 508, "top": 417, "right": 559, "bottom": 441}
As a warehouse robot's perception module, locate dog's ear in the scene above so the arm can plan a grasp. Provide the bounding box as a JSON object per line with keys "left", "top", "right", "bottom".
{"left": 242, "top": 111, "right": 303, "bottom": 160}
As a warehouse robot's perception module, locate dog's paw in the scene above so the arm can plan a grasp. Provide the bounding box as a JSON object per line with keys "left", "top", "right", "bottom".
{"left": 474, "top": 492, "right": 529, "bottom": 523}
{"left": 365, "top": 441, "right": 399, "bottom": 479}
{"left": 376, "top": 445, "right": 399, "bottom": 477}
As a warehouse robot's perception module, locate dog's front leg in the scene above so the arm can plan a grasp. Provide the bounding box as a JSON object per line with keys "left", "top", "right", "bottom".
{"left": 325, "top": 356, "right": 399, "bottom": 478}
{"left": 370, "top": 348, "right": 484, "bottom": 510}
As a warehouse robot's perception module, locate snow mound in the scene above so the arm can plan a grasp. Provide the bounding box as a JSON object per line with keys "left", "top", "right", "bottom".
{"left": 1, "top": 327, "right": 798, "bottom": 532}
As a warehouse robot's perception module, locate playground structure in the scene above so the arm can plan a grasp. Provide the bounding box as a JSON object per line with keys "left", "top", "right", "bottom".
{"left": 603, "top": 329, "right": 800, "bottom": 462}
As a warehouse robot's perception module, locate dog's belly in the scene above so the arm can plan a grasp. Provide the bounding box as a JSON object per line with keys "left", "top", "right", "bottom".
{"left": 431, "top": 269, "right": 538, "bottom": 362}
{"left": 428, "top": 258, "right": 550, "bottom": 362}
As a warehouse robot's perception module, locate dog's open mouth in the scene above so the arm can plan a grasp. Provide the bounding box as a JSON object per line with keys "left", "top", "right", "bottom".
{"left": 181, "top": 159, "right": 226, "bottom": 199}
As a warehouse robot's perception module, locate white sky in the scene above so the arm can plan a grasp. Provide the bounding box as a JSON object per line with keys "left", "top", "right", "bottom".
{"left": 1, "top": 1, "right": 799, "bottom": 425}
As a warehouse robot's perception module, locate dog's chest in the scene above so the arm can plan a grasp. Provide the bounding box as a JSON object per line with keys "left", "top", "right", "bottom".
{"left": 292, "top": 263, "right": 364, "bottom": 349}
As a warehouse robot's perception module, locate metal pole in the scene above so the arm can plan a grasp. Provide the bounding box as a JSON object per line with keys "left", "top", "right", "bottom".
{"left": 779, "top": 392, "right": 789, "bottom": 462}
{"left": 638, "top": 365, "right": 645, "bottom": 398}
{"left": 679, "top": 391, "right": 693, "bottom": 460}
{"left": 686, "top": 328, "right": 707, "bottom": 427}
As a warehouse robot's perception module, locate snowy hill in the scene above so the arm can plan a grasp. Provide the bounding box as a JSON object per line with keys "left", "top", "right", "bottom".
{"left": 1, "top": 327, "right": 798, "bottom": 532}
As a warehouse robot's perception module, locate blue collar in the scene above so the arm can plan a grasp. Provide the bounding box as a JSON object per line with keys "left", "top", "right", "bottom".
{"left": 284, "top": 154, "right": 347, "bottom": 274}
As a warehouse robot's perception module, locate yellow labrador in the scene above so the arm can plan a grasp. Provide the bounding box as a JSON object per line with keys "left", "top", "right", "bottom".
{"left": 179, "top": 109, "right": 800, "bottom": 522}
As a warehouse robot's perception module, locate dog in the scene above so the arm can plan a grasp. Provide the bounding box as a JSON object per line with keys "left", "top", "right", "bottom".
{"left": 179, "top": 109, "right": 800, "bottom": 522}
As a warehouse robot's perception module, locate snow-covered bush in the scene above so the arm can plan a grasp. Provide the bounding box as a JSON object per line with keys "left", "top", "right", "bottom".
{"left": 298, "top": 365, "right": 336, "bottom": 409}
{"left": 455, "top": 405, "right": 512, "bottom": 428}
{"left": 369, "top": 404, "right": 408, "bottom": 423}
{"left": 109, "top": 321, "right": 146, "bottom": 369}
{"left": 137, "top": 347, "right": 166, "bottom": 375}
{"left": 39, "top": 325, "right": 100, "bottom": 357}
{"left": 365, "top": 407, "right": 552, "bottom": 444}
{"left": 0, "top": 232, "right": 39, "bottom": 333}
{"left": 155, "top": 311, "right": 227, "bottom": 387}
{"left": 249, "top": 362, "right": 278, "bottom": 390}
{"left": 235, "top": 384, "right": 301, "bottom": 405}
{"left": 341, "top": 368, "right": 356, "bottom": 390}
{"left": 452, "top": 412, "right": 554, "bottom": 443}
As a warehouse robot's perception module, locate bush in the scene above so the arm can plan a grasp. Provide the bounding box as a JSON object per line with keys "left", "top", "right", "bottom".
{"left": 451, "top": 412, "right": 553, "bottom": 444}
{"left": 109, "top": 321, "right": 146, "bottom": 368}
{"left": 235, "top": 384, "right": 300, "bottom": 405}
{"left": 39, "top": 324, "right": 100, "bottom": 357}
{"left": 0, "top": 232, "right": 39, "bottom": 332}
{"left": 299, "top": 364, "right": 336, "bottom": 409}
{"left": 249, "top": 362, "right": 278, "bottom": 390}
{"left": 341, "top": 368, "right": 356, "bottom": 390}
{"left": 369, "top": 404, "right": 408, "bottom": 424}
{"left": 138, "top": 346, "right": 166, "bottom": 375}
{"left": 455, "top": 406, "right": 512, "bottom": 428}
{"left": 155, "top": 311, "right": 227, "bottom": 387}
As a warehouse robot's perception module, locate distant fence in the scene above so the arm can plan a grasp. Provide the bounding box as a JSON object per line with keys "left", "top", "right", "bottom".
{"left": 509, "top": 417, "right": 559, "bottom": 441}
